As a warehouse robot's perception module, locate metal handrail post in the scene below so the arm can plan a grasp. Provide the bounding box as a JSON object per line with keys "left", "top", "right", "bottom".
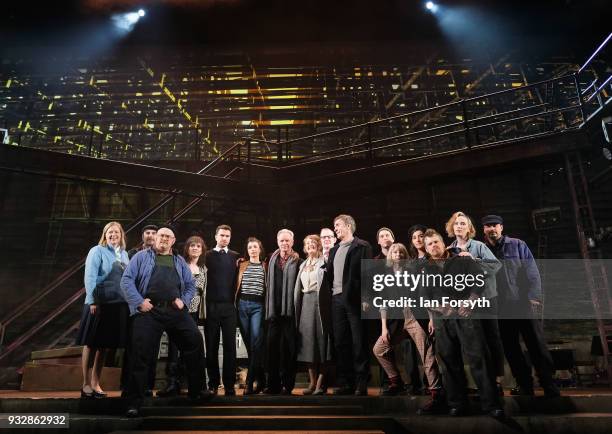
{"left": 246, "top": 138, "right": 252, "bottom": 182}
{"left": 461, "top": 100, "right": 471, "bottom": 149}
{"left": 573, "top": 73, "right": 586, "bottom": 124}
{"left": 367, "top": 122, "right": 373, "bottom": 166}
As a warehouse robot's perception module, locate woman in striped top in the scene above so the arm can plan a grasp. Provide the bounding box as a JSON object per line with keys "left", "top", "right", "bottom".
{"left": 236, "top": 237, "right": 267, "bottom": 395}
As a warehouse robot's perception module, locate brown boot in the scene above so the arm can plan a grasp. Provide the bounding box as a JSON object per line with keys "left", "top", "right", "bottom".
{"left": 381, "top": 376, "right": 404, "bottom": 396}
{"left": 417, "top": 388, "right": 448, "bottom": 415}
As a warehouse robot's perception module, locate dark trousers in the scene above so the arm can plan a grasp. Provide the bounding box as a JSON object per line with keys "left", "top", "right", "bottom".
{"left": 499, "top": 317, "right": 555, "bottom": 388}
{"left": 127, "top": 307, "right": 205, "bottom": 408}
{"left": 266, "top": 316, "right": 296, "bottom": 392}
{"left": 205, "top": 301, "right": 237, "bottom": 390}
{"left": 332, "top": 295, "right": 369, "bottom": 388}
{"left": 166, "top": 312, "right": 205, "bottom": 387}
{"left": 480, "top": 297, "right": 505, "bottom": 378}
{"left": 121, "top": 316, "right": 158, "bottom": 392}
{"left": 436, "top": 317, "right": 501, "bottom": 412}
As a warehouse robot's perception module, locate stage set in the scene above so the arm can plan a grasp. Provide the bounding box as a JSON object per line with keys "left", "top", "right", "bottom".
{"left": 1, "top": 0, "right": 611, "bottom": 433}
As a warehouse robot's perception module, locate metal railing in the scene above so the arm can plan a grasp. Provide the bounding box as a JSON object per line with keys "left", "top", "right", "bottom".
{"left": 238, "top": 74, "right": 583, "bottom": 168}
{"left": 234, "top": 33, "right": 610, "bottom": 170}
{"left": 0, "top": 139, "right": 248, "bottom": 360}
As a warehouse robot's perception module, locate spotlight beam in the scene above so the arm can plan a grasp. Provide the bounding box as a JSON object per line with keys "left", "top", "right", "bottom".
{"left": 425, "top": 1, "right": 439, "bottom": 13}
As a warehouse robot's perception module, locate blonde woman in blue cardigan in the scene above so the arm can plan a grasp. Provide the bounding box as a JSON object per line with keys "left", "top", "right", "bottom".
{"left": 76, "top": 221, "right": 130, "bottom": 399}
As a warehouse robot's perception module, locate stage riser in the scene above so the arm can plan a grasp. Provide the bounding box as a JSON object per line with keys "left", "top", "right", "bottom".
{"left": 2, "top": 395, "right": 612, "bottom": 416}
{"left": 2, "top": 414, "right": 612, "bottom": 434}
{"left": 20, "top": 363, "right": 121, "bottom": 392}
{"left": 140, "top": 405, "right": 364, "bottom": 416}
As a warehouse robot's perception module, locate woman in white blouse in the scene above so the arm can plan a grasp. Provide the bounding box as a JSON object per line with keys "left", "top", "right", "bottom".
{"left": 294, "top": 235, "right": 333, "bottom": 395}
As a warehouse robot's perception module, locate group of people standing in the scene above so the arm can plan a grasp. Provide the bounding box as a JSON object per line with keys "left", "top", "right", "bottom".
{"left": 76, "top": 211, "right": 559, "bottom": 419}
{"left": 369, "top": 212, "right": 560, "bottom": 419}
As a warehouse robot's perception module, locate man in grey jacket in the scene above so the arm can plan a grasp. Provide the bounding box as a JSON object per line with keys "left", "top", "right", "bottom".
{"left": 264, "top": 228, "right": 303, "bottom": 394}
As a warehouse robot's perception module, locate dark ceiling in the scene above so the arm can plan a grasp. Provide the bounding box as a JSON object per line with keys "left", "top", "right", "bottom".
{"left": 2, "top": 0, "right": 609, "bottom": 50}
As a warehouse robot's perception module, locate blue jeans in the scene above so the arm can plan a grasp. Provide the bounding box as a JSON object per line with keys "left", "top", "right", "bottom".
{"left": 238, "top": 299, "right": 265, "bottom": 387}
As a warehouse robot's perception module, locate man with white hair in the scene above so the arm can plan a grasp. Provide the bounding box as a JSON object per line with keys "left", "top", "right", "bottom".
{"left": 264, "top": 228, "right": 303, "bottom": 394}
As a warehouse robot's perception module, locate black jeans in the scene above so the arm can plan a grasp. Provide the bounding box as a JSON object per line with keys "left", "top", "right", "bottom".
{"left": 331, "top": 295, "right": 369, "bottom": 388}
{"left": 499, "top": 317, "right": 555, "bottom": 388}
{"left": 121, "top": 317, "right": 160, "bottom": 392}
{"left": 436, "top": 317, "right": 501, "bottom": 412}
{"left": 127, "top": 306, "right": 205, "bottom": 408}
{"left": 480, "top": 297, "right": 506, "bottom": 378}
{"left": 205, "top": 301, "right": 237, "bottom": 390}
{"left": 266, "top": 316, "right": 296, "bottom": 392}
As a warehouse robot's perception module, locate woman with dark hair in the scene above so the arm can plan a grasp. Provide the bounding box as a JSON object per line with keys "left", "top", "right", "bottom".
{"left": 407, "top": 224, "right": 428, "bottom": 260}
{"left": 183, "top": 236, "right": 208, "bottom": 323}
{"left": 77, "top": 221, "right": 130, "bottom": 398}
{"left": 157, "top": 235, "right": 207, "bottom": 397}
{"left": 236, "top": 237, "right": 267, "bottom": 395}
{"left": 294, "top": 235, "right": 333, "bottom": 395}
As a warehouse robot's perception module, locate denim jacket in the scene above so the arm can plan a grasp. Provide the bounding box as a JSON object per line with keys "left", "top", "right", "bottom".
{"left": 120, "top": 248, "right": 196, "bottom": 316}
{"left": 84, "top": 244, "right": 129, "bottom": 305}
{"left": 490, "top": 236, "right": 542, "bottom": 302}
{"left": 449, "top": 238, "right": 501, "bottom": 299}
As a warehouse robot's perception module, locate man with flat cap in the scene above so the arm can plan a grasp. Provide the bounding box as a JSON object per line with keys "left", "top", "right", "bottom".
{"left": 482, "top": 214, "right": 559, "bottom": 397}
{"left": 123, "top": 223, "right": 158, "bottom": 396}
{"left": 121, "top": 225, "right": 209, "bottom": 417}
{"left": 128, "top": 224, "right": 158, "bottom": 259}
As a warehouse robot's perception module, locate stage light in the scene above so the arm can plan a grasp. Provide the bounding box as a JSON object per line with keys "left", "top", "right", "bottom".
{"left": 425, "top": 2, "right": 439, "bottom": 13}
{"left": 112, "top": 9, "right": 146, "bottom": 34}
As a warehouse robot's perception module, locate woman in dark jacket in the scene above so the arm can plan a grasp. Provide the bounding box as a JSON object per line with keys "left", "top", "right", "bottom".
{"left": 77, "top": 221, "right": 130, "bottom": 398}
{"left": 294, "top": 235, "right": 333, "bottom": 395}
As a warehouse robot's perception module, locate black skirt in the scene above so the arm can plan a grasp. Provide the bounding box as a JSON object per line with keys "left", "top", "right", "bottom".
{"left": 76, "top": 302, "right": 129, "bottom": 349}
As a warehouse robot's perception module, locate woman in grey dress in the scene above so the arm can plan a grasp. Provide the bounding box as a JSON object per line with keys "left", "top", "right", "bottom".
{"left": 294, "top": 235, "right": 333, "bottom": 395}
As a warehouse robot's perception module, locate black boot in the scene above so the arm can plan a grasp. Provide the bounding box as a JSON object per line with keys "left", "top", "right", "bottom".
{"left": 157, "top": 381, "right": 181, "bottom": 397}
{"left": 510, "top": 384, "right": 534, "bottom": 396}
